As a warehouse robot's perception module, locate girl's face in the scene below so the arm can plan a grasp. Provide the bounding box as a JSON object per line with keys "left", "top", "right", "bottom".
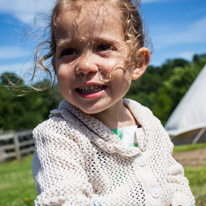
{"left": 53, "top": 3, "right": 136, "bottom": 115}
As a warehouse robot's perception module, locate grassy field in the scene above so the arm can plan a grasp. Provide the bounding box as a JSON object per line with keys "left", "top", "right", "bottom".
{"left": 0, "top": 155, "right": 37, "bottom": 206}
{"left": 175, "top": 143, "right": 206, "bottom": 206}
{"left": 0, "top": 144, "right": 206, "bottom": 206}
{"left": 185, "top": 166, "right": 206, "bottom": 206}
{"left": 173, "top": 142, "right": 206, "bottom": 153}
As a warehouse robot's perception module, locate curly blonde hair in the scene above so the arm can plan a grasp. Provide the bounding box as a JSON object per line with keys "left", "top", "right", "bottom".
{"left": 34, "top": 0, "right": 147, "bottom": 87}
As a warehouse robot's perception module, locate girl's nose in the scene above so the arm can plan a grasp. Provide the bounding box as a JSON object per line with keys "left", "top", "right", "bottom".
{"left": 76, "top": 58, "right": 98, "bottom": 76}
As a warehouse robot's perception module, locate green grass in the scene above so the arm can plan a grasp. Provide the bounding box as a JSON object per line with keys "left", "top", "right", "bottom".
{"left": 0, "top": 144, "right": 206, "bottom": 206}
{"left": 173, "top": 142, "right": 206, "bottom": 153}
{"left": 185, "top": 166, "right": 206, "bottom": 206}
{"left": 0, "top": 155, "right": 37, "bottom": 206}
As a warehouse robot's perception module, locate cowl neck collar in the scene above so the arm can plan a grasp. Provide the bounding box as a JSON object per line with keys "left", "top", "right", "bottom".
{"left": 50, "top": 99, "right": 154, "bottom": 158}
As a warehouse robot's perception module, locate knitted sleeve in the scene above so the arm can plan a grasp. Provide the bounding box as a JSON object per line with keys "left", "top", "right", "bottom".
{"left": 162, "top": 127, "right": 196, "bottom": 206}
{"left": 32, "top": 120, "right": 93, "bottom": 206}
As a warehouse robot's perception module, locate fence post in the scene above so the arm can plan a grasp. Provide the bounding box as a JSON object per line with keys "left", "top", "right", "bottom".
{"left": 14, "top": 133, "right": 21, "bottom": 160}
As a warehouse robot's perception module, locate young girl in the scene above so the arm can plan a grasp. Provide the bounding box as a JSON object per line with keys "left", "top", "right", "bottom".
{"left": 32, "top": 0, "right": 195, "bottom": 205}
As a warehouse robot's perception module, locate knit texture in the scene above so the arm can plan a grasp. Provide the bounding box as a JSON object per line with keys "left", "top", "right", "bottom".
{"left": 32, "top": 99, "right": 195, "bottom": 206}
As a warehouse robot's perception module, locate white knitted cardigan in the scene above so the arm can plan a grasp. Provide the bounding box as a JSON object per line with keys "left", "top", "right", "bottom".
{"left": 32, "top": 99, "right": 195, "bottom": 206}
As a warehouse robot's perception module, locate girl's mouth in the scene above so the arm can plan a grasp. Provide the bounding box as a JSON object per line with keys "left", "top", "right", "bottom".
{"left": 76, "top": 85, "right": 107, "bottom": 95}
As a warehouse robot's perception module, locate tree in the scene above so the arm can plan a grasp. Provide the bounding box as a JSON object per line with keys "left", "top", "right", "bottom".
{"left": 0, "top": 73, "right": 59, "bottom": 131}
{"left": 126, "top": 54, "right": 206, "bottom": 125}
{"left": 153, "top": 61, "right": 204, "bottom": 124}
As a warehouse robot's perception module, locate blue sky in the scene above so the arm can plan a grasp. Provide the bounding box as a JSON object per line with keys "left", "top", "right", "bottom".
{"left": 0, "top": 0, "right": 206, "bottom": 76}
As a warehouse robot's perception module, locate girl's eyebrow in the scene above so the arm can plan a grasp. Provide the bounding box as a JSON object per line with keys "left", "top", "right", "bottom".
{"left": 56, "top": 35, "right": 122, "bottom": 50}
{"left": 56, "top": 39, "right": 73, "bottom": 50}
{"left": 94, "top": 36, "right": 122, "bottom": 46}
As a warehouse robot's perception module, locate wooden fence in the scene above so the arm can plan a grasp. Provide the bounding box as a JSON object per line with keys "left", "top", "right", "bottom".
{"left": 0, "top": 130, "right": 34, "bottom": 162}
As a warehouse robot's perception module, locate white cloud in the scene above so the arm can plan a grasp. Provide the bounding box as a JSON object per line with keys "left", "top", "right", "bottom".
{"left": 152, "top": 17, "right": 206, "bottom": 49}
{"left": 150, "top": 48, "right": 206, "bottom": 66}
{"left": 177, "top": 51, "right": 195, "bottom": 60}
{"left": 0, "top": 62, "right": 54, "bottom": 84}
{"left": 0, "top": 46, "right": 30, "bottom": 60}
{"left": 0, "top": 0, "right": 173, "bottom": 24}
{"left": 0, "top": 0, "right": 55, "bottom": 24}
{"left": 0, "top": 62, "right": 31, "bottom": 76}
{"left": 0, "top": 0, "right": 177, "bottom": 24}
{"left": 176, "top": 49, "right": 206, "bottom": 61}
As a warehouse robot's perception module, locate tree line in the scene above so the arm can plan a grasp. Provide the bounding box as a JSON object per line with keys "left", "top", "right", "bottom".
{"left": 126, "top": 53, "right": 206, "bottom": 124}
{"left": 0, "top": 54, "right": 206, "bottom": 131}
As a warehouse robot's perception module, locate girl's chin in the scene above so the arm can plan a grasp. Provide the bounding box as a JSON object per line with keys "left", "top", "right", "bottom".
{"left": 76, "top": 102, "right": 109, "bottom": 115}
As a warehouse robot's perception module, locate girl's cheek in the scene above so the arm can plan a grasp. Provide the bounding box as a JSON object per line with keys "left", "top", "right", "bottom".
{"left": 56, "top": 66, "right": 70, "bottom": 78}
{"left": 102, "top": 58, "right": 123, "bottom": 71}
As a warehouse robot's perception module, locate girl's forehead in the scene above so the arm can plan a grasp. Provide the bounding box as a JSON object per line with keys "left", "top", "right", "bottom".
{"left": 55, "top": 2, "right": 123, "bottom": 40}
{"left": 60, "top": 1, "right": 119, "bottom": 18}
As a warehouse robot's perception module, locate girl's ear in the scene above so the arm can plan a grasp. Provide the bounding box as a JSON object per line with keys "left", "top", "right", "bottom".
{"left": 132, "top": 47, "right": 150, "bottom": 80}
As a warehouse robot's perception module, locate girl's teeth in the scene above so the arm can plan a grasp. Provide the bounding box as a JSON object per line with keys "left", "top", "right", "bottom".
{"left": 78, "top": 85, "right": 105, "bottom": 94}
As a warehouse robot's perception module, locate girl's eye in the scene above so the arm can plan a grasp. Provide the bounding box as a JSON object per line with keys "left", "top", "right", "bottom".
{"left": 61, "top": 48, "right": 77, "bottom": 56}
{"left": 97, "top": 44, "right": 114, "bottom": 52}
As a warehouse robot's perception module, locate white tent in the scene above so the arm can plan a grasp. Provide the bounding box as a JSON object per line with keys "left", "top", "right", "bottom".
{"left": 165, "top": 64, "right": 206, "bottom": 144}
